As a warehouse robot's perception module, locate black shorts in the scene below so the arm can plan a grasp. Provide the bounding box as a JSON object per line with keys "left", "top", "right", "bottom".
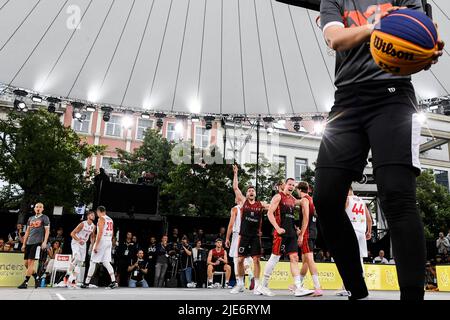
{"left": 24, "top": 243, "right": 40, "bottom": 260}
{"left": 272, "top": 234, "right": 298, "bottom": 256}
{"left": 212, "top": 263, "right": 226, "bottom": 272}
{"left": 316, "top": 79, "right": 420, "bottom": 181}
{"left": 238, "top": 235, "right": 262, "bottom": 257}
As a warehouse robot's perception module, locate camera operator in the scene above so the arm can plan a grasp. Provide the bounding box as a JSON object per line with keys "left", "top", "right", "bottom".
{"left": 179, "top": 236, "right": 194, "bottom": 287}
{"left": 128, "top": 250, "right": 149, "bottom": 288}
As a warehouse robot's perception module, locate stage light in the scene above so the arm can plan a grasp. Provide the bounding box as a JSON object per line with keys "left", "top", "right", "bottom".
{"left": 175, "top": 121, "right": 184, "bottom": 134}
{"left": 47, "top": 103, "right": 56, "bottom": 113}
{"left": 141, "top": 112, "right": 151, "bottom": 119}
{"left": 155, "top": 113, "right": 166, "bottom": 130}
{"left": 291, "top": 116, "right": 303, "bottom": 132}
{"left": 86, "top": 105, "right": 96, "bottom": 112}
{"left": 312, "top": 115, "right": 325, "bottom": 135}
{"left": 122, "top": 115, "right": 134, "bottom": 129}
{"left": 277, "top": 119, "right": 286, "bottom": 125}
{"left": 73, "top": 110, "right": 83, "bottom": 120}
{"left": 101, "top": 106, "right": 114, "bottom": 122}
{"left": 191, "top": 116, "right": 200, "bottom": 123}
{"left": 32, "top": 95, "right": 42, "bottom": 103}
{"left": 204, "top": 116, "right": 215, "bottom": 130}
{"left": 14, "top": 99, "right": 26, "bottom": 110}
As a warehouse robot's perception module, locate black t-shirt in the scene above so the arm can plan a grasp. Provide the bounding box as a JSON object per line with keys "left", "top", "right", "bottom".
{"left": 146, "top": 244, "right": 157, "bottom": 264}
{"left": 320, "top": 0, "right": 422, "bottom": 87}
{"left": 180, "top": 244, "right": 193, "bottom": 269}
{"left": 129, "top": 258, "right": 148, "bottom": 282}
{"left": 118, "top": 241, "right": 136, "bottom": 260}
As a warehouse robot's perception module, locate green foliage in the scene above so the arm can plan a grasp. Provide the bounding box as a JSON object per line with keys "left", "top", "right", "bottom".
{"left": 0, "top": 109, "right": 105, "bottom": 220}
{"left": 301, "top": 166, "right": 316, "bottom": 190}
{"left": 416, "top": 170, "right": 450, "bottom": 240}
{"left": 114, "top": 129, "right": 174, "bottom": 185}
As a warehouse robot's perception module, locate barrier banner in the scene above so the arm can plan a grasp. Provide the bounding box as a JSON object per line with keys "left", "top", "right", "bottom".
{"left": 364, "top": 264, "right": 399, "bottom": 291}
{"left": 436, "top": 265, "right": 450, "bottom": 292}
{"left": 0, "top": 253, "right": 36, "bottom": 287}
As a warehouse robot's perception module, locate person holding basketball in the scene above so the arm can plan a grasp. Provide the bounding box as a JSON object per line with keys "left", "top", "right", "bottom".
{"left": 315, "top": 0, "right": 444, "bottom": 300}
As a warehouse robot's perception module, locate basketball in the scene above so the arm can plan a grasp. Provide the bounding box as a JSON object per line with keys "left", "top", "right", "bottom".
{"left": 370, "top": 9, "right": 439, "bottom": 76}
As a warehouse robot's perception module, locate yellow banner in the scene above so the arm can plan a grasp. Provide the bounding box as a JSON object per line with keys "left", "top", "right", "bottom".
{"left": 258, "top": 262, "right": 401, "bottom": 291}
{"left": 0, "top": 253, "right": 36, "bottom": 287}
{"left": 436, "top": 265, "right": 450, "bottom": 292}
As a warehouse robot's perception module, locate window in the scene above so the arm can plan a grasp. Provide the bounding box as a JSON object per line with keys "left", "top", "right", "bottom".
{"left": 195, "top": 127, "right": 209, "bottom": 148}
{"left": 295, "top": 158, "right": 308, "bottom": 181}
{"left": 166, "top": 123, "right": 176, "bottom": 141}
{"left": 73, "top": 112, "right": 92, "bottom": 133}
{"left": 435, "top": 170, "right": 449, "bottom": 190}
{"left": 105, "top": 115, "right": 122, "bottom": 137}
{"left": 273, "top": 155, "right": 287, "bottom": 178}
{"left": 136, "top": 119, "right": 153, "bottom": 140}
{"left": 101, "top": 157, "right": 119, "bottom": 170}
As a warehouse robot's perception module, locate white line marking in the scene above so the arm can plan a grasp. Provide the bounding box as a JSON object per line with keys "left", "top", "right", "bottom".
{"left": 56, "top": 293, "right": 66, "bottom": 300}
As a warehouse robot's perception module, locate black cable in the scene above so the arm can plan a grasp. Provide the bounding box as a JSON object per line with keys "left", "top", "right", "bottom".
{"left": 288, "top": 6, "right": 319, "bottom": 112}
{"left": 430, "top": 69, "right": 450, "bottom": 95}
{"left": 0, "top": 0, "right": 11, "bottom": 13}
{"left": 2, "top": 0, "right": 68, "bottom": 92}
{"left": 120, "top": 0, "right": 156, "bottom": 107}
{"left": 100, "top": 0, "right": 137, "bottom": 90}
{"left": 171, "top": 0, "right": 191, "bottom": 111}
{"left": 196, "top": 0, "right": 208, "bottom": 103}
{"left": 430, "top": 0, "right": 450, "bottom": 21}
{"left": 237, "top": 0, "right": 247, "bottom": 115}
{"left": 40, "top": 0, "right": 94, "bottom": 93}
{"left": 270, "top": 0, "right": 295, "bottom": 115}
{"left": 67, "top": 0, "right": 116, "bottom": 98}
{"left": 0, "top": 0, "right": 42, "bottom": 52}
{"left": 306, "top": 9, "right": 335, "bottom": 89}
{"left": 148, "top": 0, "right": 174, "bottom": 104}
{"left": 253, "top": 0, "right": 271, "bottom": 115}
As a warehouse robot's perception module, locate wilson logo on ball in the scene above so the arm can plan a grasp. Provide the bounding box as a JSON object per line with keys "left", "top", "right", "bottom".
{"left": 372, "top": 36, "right": 415, "bottom": 61}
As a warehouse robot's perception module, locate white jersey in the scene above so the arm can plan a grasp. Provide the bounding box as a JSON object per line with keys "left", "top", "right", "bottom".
{"left": 100, "top": 215, "right": 114, "bottom": 240}
{"left": 232, "top": 205, "right": 242, "bottom": 233}
{"left": 74, "top": 221, "right": 95, "bottom": 243}
{"left": 346, "top": 196, "right": 367, "bottom": 234}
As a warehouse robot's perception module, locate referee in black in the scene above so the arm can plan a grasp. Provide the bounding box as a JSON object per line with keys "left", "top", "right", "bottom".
{"left": 314, "top": 0, "right": 444, "bottom": 300}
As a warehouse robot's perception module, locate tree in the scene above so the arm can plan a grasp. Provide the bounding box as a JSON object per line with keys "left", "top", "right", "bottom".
{"left": 162, "top": 145, "right": 251, "bottom": 217}
{"left": 416, "top": 170, "right": 450, "bottom": 240}
{"left": 114, "top": 129, "right": 173, "bottom": 185}
{"left": 301, "top": 166, "right": 316, "bottom": 190}
{"left": 0, "top": 109, "right": 105, "bottom": 223}
{"left": 244, "top": 156, "right": 286, "bottom": 202}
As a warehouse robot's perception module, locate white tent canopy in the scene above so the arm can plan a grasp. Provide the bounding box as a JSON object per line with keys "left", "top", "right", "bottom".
{"left": 0, "top": 0, "right": 449, "bottom": 116}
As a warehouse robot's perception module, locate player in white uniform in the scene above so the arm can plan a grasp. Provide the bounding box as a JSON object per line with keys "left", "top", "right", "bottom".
{"left": 81, "top": 206, "right": 118, "bottom": 289}
{"left": 63, "top": 210, "right": 96, "bottom": 288}
{"left": 225, "top": 199, "right": 254, "bottom": 290}
{"left": 336, "top": 187, "right": 372, "bottom": 296}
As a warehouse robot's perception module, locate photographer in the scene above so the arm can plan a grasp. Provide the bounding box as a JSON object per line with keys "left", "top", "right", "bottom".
{"left": 179, "top": 236, "right": 194, "bottom": 288}
{"left": 128, "top": 250, "right": 149, "bottom": 288}
{"left": 154, "top": 235, "right": 170, "bottom": 287}
{"left": 8, "top": 224, "right": 24, "bottom": 251}
{"left": 192, "top": 240, "right": 207, "bottom": 288}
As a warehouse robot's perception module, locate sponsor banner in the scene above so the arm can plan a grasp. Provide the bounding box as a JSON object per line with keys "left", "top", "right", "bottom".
{"left": 364, "top": 264, "right": 399, "bottom": 291}
{"left": 0, "top": 253, "right": 36, "bottom": 287}
{"left": 436, "top": 265, "right": 450, "bottom": 292}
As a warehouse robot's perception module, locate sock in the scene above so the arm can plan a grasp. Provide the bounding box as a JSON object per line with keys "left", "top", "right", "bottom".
{"left": 85, "top": 261, "right": 97, "bottom": 284}
{"left": 104, "top": 262, "right": 116, "bottom": 282}
{"left": 233, "top": 257, "right": 239, "bottom": 277}
{"left": 300, "top": 274, "right": 305, "bottom": 284}
{"left": 262, "top": 254, "right": 280, "bottom": 287}
{"left": 254, "top": 278, "right": 260, "bottom": 288}
{"left": 32, "top": 272, "right": 38, "bottom": 279}
{"left": 208, "top": 279, "right": 213, "bottom": 284}
{"left": 294, "top": 275, "right": 302, "bottom": 289}
{"left": 237, "top": 276, "right": 244, "bottom": 286}
{"left": 312, "top": 274, "right": 321, "bottom": 289}
{"left": 25, "top": 276, "right": 30, "bottom": 283}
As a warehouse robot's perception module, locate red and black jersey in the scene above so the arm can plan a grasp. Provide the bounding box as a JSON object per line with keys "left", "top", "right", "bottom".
{"left": 239, "top": 200, "right": 264, "bottom": 236}
{"left": 302, "top": 194, "right": 318, "bottom": 239}
{"left": 211, "top": 248, "right": 225, "bottom": 263}
{"left": 275, "top": 192, "right": 297, "bottom": 237}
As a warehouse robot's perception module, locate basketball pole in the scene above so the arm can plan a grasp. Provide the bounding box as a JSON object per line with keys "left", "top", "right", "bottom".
{"left": 256, "top": 117, "right": 260, "bottom": 199}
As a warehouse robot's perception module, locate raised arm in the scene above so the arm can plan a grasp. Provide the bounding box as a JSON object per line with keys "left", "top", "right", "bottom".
{"left": 267, "top": 194, "right": 283, "bottom": 234}
{"left": 233, "top": 165, "right": 245, "bottom": 204}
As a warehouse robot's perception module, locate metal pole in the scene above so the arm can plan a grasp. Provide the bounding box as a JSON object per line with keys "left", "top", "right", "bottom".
{"left": 256, "top": 118, "right": 260, "bottom": 198}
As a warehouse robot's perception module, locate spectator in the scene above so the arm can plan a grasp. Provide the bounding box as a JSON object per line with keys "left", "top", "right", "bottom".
{"left": 179, "top": 236, "right": 194, "bottom": 288}
{"left": 117, "top": 232, "right": 136, "bottom": 287}
{"left": 132, "top": 235, "right": 141, "bottom": 252}
{"left": 192, "top": 240, "right": 207, "bottom": 288}
{"left": 3, "top": 243, "right": 13, "bottom": 252}
{"left": 216, "top": 227, "right": 226, "bottom": 242}
{"left": 315, "top": 250, "right": 325, "bottom": 262}
{"left": 0, "top": 238, "right": 4, "bottom": 251}
{"left": 8, "top": 224, "right": 24, "bottom": 251}
{"left": 425, "top": 261, "right": 438, "bottom": 291}
{"left": 116, "top": 170, "right": 130, "bottom": 184}
{"left": 436, "top": 255, "right": 443, "bottom": 265}
{"left": 436, "top": 232, "right": 450, "bottom": 255}
{"left": 169, "top": 228, "right": 180, "bottom": 245}
{"left": 323, "top": 251, "right": 334, "bottom": 263}
{"left": 154, "top": 235, "right": 170, "bottom": 287}
{"left": 146, "top": 236, "right": 157, "bottom": 287}
{"left": 111, "top": 235, "right": 118, "bottom": 270}
{"left": 206, "top": 239, "right": 231, "bottom": 288}
{"left": 45, "top": 241, "right": 63, "bottom": 280}
{"left": 128, "top": 250, "right": 149, "bottom": 288}
{"left": 364, "top": 250, "right": 374, "bottom": 264}
{"left": 196, "top": 229, "right": 205, "bottom": 243}
{"left": 373, "top": 250, "right": 389, "bottom": 264}
{"left": 50, "top": 227, "right": 65, "bottom": 250}
{"left": 447, "top": 229, "right": 450, "bottom": 243}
